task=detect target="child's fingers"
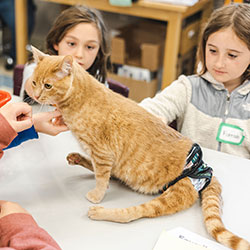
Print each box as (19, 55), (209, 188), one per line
(14, 102), (32, 118)
(53, 116), (66, 126)
(14, 118), (33, 132)
(50, 109), (62, 118)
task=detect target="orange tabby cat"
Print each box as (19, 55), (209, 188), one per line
(31, 46), (249, 250)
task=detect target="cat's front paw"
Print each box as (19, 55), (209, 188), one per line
(86, 189), (105, 204)
(67, 153), (82, 165)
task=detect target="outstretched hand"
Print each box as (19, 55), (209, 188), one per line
(33, 110), (68, 136)
(0, 102), (68, 136)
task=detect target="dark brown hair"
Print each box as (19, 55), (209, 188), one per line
(197, 3), (250, 82)
(46, 5), (111, 83)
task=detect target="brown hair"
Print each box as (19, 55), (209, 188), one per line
(46, 5), (111, 83)
(197, 3), (250, 82)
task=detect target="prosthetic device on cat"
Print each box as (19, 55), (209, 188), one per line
(31, 46), (250, 250)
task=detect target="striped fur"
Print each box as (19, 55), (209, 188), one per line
(31, 49), (250, 250)
(202, 177), (250, 250)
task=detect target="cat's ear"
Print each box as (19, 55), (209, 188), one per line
(56, 55), (73, 79)
(31, 46), (46, 63)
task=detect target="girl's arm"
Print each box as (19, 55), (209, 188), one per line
(3, 126), (38, 150)
(3, 110), (68, 151)
(0, 201), (61, 250)
(139, 75), (192, 125)
(0, 103), (68, 155)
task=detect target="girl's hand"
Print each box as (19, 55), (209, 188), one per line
(33, 110), (68, 136)
(0, 200), (29, 219)
(0, 102), (33, 132)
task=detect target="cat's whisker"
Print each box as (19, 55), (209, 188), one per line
(37, 103), (45, 113)
(37, 103), (54, 113)
(22, 96), (33, 103)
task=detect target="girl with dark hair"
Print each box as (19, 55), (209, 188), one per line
(21, 5), (111, 103)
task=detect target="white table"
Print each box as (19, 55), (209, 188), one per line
(0, 106), (249, 249)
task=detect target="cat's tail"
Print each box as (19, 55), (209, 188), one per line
(201, 176), (250, 250)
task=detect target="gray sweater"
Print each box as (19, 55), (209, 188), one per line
(140, 72), (250, 159)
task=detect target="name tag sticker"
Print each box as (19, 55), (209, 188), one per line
(216, 123), (245, 145)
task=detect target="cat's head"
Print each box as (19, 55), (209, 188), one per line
(31, 46), (74, 105)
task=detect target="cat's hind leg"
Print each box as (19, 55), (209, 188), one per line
(67, 153), (94, 172)
(88, 177), (198, 222)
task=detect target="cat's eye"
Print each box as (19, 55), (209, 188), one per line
(32, 81), (36, 86)
(44, 83), (52, 89)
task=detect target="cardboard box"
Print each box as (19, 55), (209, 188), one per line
(111, 21), (165, 71)
(108, 72), (158, 103)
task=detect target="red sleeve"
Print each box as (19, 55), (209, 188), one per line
(0, 114), (17, 159)
(0, 213), (61, 250)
